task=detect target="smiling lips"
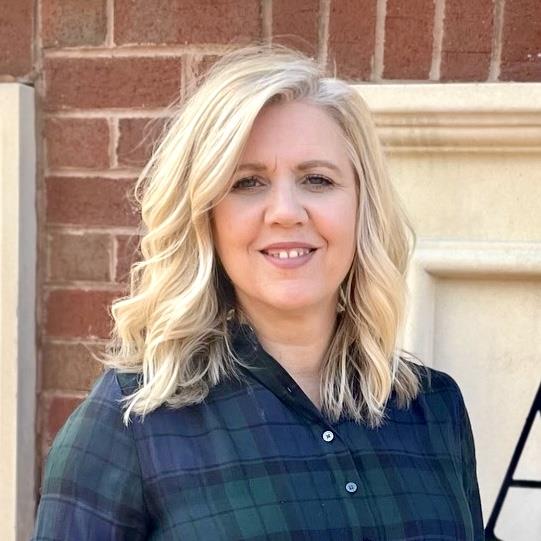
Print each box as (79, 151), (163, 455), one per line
(263, 247), (314, 259)
(259, 243), (318, 267)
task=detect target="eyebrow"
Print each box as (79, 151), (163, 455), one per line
(236, 160), (342, 174)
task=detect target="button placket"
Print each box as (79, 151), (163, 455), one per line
(316, 424), (362, 497)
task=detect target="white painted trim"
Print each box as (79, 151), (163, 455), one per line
(354, 83), (541, 152)
(0, 84), (36, 541)
(355, 82), (541, 112)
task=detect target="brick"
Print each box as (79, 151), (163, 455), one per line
(117, 117), (167, 168)
(273, 0), (319, 56)
(441, 0), (493, 81)
(383, 0), (435, 80)
(185, 54), (222, 94)
(115, 234), (142, 283)
(44, 57), (182, 110)
(193, 55), (222, 76)
(48, 231), (111, 282)
(0, 0), (33, 77)
(500, 0), (541, 81)
(328, 0), (377, 80)
(42, 0), (107, 48)
(114, 0), (260, 45)
(45, 288), (122, 339)
(46, 177), (140, 227)
(441, 51), (493, 81)
(45, 118), (110, 169)
(42, 342), (105, 391)
(42, 394), (84, 448)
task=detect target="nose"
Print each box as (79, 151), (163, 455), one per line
(264, 181), (308, 226)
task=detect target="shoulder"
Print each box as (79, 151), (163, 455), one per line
(401, 358), (467, 420)
(42, 369), (137, 472)
(46, 368), (150, 453)
(38, 369), (146, 497)
(34, 369), (148, 538)
(402, 358), (463, 394)
(115, 369), (143, 396)
(55, 369), (133, 434)
(417, 361), (461, 393)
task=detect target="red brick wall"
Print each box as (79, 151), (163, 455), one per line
(1, 0), (540, 505)
(0, 0), (34, 80)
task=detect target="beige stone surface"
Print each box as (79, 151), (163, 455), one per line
(357, 82), (541, 540)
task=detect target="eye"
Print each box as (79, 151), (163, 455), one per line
(231, 176), (263, 190)
(304, 175), (334, 189)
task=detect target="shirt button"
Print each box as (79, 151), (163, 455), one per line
(322, 430), (334, 442)
(345, 482), (358, 493)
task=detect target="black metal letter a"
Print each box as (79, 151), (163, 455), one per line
(485, 381), (541, 540)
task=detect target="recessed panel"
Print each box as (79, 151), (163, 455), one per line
(432, 277), (541, 539)
(387, 152), (541, 242)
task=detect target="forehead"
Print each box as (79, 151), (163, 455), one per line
(240, 100), (351, 167)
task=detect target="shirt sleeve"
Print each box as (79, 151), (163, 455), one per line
(32, 371), (150, 540)
(455, 383), (485, 541)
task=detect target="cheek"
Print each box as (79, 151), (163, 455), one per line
(321, 206), (357, 281)
(211, 202), (257, 268)
(321, 200), (357, 252)
(215, 196), (261, 233)
(213, 201), (242, 242)
(211, 207), (233, 270)
(337, 222), (357, 270)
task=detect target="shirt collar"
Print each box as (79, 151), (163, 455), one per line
(227, 319), (336, 426)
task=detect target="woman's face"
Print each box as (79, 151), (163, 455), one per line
(211, 100), (358, 316)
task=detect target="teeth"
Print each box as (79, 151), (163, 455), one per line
(266, 248), (311, 259)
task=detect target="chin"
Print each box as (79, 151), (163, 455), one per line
(261, 292), (324, 313)
(269, 302), (314, 313)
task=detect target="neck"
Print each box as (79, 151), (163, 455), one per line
(235, 297), (338, 381)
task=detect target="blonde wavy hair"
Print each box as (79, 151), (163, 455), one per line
(99, 44), (427, 428)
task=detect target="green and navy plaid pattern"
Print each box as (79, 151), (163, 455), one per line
(33, 322), (484, 540)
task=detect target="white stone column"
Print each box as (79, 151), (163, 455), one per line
(0, 83), (36, 541)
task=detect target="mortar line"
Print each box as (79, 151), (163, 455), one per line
(489, 0), (505, 81)
(106, 0), (114, 47)
(261, 0), (272, 43)
(46, 224), (143, 235)
(318, 0), (331, 68)
(373, 0), (387, 81)
(43, 109), (172, 119)
(430, 0), (446, 81)
(44, 44), (234, 58)
(45, 167), (141, 178)
(110, 233), (118, 283)
(109, 117), (119, 168)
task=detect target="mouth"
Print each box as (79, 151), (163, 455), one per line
(259, 247), (317, 260)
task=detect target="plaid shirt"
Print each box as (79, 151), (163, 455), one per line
(33, 322), (484, 540)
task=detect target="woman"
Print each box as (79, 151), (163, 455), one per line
(33, 45), (484, 540)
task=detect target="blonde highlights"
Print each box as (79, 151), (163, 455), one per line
(98, 44), (426, 427)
